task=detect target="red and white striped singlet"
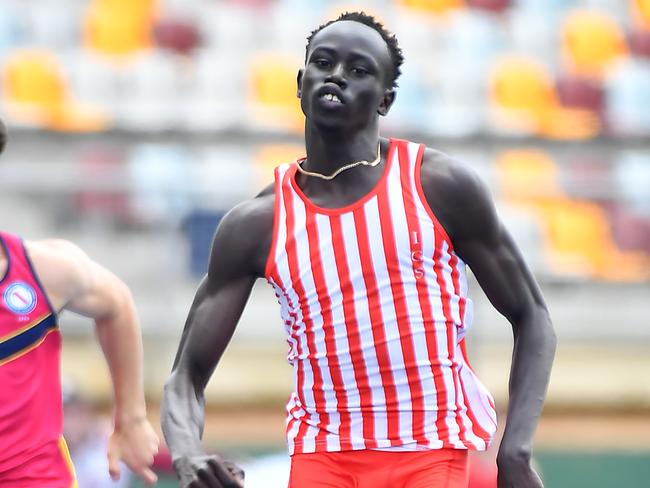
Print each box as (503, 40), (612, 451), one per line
(264, 138), (497, 456)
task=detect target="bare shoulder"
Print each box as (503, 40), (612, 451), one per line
(26, 238), (91, 275)
(420, 148), (489, 201)
(25, 238), (93, 310)
(210, 183), (275, 278)
(419, 147), (497, 243)
(217, 184), (275, 244)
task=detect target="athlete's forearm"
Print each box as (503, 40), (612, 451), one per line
(161, 370), (208, 461)
(498, 305), (556, 463)
(95, 283), (148, 427)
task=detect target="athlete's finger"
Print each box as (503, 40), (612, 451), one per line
(197, 464), (223, 487)
(224, 461), (245, 483)
(137, 466), (158, 486)
(208, 458), (244, 488)
(107, 448), (120, 481)
(187, 478), (210, 488)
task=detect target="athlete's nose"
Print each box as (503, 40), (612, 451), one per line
(325, 63), (347, 88)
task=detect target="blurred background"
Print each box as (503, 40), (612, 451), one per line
(0, 0), (649, 486)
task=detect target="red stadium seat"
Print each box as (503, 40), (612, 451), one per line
(609, 205), (650, 253)
(556, 74), (604, 114)
(466, 0), (510, 14)
(628, 28), (650, 59)
(153, 17), (201, 55)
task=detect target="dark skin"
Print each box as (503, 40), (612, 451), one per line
(161, 20), (556, 488)
(0, 118), (7, 155)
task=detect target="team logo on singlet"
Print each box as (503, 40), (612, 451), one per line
(3, 282), (38, 315)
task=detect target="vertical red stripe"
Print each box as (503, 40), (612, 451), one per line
(281, 171), (324, 452)
(446, 251), (477, 447)
(431, 231), (471, 448)
(304, 211), (352, 451)
(448, 256), (492, 442)
(329, 215), (375, 448)
(352, 207), (401, 443)
(460, 341), (496, 412)
(376, 143), (427, 445)
(286, 398), (301, 445)
(397, 141), (454, 446)
(264, 166), (284, 280)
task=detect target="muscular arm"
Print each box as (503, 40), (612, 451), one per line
(28, 239), (159, 485)
(161, 192), (274, 488)
(421, 151), (556, 487)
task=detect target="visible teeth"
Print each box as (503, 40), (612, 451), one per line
(322, 93), (341, 103)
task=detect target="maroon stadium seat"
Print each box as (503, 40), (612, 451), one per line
(556, 74), (605, 114)
(628, 28), (650, 59)
(153, 17), (201, 55)
(466, 0), (511, 14)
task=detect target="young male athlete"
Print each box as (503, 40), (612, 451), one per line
(0, 120), (159, 486)
(161, 12), (556, 488)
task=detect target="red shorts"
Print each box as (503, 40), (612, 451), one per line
(0, 437), (77, 488)
(289, 448), (468, 488)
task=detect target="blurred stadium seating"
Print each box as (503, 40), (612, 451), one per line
(0, 0), (646, 137)
(0, 1), (648, 485)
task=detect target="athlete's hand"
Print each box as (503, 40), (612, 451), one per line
(496, 455), (544, 488)
(107, 417), (160, 486)
(173, 454), (245, 488)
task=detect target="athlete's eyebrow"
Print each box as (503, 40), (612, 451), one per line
(308, 46), (336, 58)
(347, 51), (380, 68)
(309, 46), (379, 69)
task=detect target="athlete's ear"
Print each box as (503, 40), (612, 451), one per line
(377, 89), (396, 116)
(297, 69), (304, 98)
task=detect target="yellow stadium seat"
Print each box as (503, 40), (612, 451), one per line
(3, 51), (64, 104)
(249, 53), (304, 133)
(495, 149), (562, 202)
(490, 56), (601, 139)
(397, 0), (464, 15)
(490, 56), (557, 134)
(2, 49), (108, 131)
(539, 200), (650, 281)
(632, 0), (650, 28)
(84, 0), (157, 57)
(562, 10), (627, 77)
(254, 144), (304, 187)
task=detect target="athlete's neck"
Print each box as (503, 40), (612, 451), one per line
(303, 125), (380, 176)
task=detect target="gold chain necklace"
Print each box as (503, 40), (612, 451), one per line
(296, 143), (381, 181)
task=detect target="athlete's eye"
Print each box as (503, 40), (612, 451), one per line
(351, 67), (369, 76)
(313, 58), (331, 68)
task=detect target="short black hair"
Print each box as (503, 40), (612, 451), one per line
(305, 11), (404, 88)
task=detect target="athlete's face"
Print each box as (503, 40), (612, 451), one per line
(0, 118), (6, 156)
(298, 21), (396, 132)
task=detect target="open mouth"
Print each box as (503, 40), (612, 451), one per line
(317, 85), (345, 106)
(320, 92), (342, 103)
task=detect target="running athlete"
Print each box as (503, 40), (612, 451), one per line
(0, 120), (159, 486)
(161, 12), (556, 488)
